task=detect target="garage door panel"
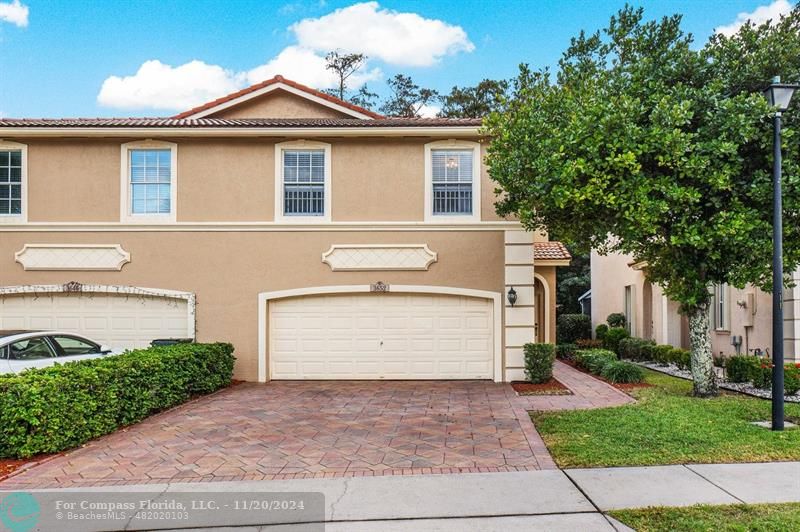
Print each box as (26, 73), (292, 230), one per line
(0, 292), (190, 350)
(270, 292), (493, 380)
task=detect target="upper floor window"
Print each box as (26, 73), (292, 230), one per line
(0, 141), (26, 223)
(120, 141), (177, 223)
(130, 149), (172, 215)
(424, 140), (481, 222)
(431, 149), (473, 215)
(283, 150), (325, 216)
(275, 140), (331, 222)
(0, 150), (22, 216)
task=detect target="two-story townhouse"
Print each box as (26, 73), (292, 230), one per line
(0, 76), (570, 382)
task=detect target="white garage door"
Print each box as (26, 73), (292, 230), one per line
(0, 292), (190, 350)
(270, 292), (494, 380)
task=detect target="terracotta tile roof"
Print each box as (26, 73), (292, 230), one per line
(172, 75), (385, 119)
(0, 117), (482, 128)
(534, 241), (571, 261)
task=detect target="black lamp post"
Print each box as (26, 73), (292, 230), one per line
(763, 76), (800, 431)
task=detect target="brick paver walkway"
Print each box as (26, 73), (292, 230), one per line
(0, 361), (630, 489)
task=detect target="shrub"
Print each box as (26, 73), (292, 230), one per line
(0, 343), (235, 458)
(751, 364), (800, 394)
(595, 324), (609, 341)
(577, 338), (604, 349)
(751, 363), (773, 389)
(607, 313), (627, 328)
(557, 314), (592, 344)
(523, 343), (556, 384)
(713, 354), (727, 368)
(618, 337), (655, 361)
(652, 344), (674, 365)
(669, 348), (691, 371)
(601, 360), (645, 383)
(785, 365), (800, 396)
(726, 355), (762, 383)
(555, 343), (578, 362)
(603, 327), (629, 354)
(575, 349), (618, 374)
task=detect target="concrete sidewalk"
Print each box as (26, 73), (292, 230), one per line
(3, 461), (798, 531)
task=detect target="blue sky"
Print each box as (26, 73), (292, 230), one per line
(0, 0), (793, 117)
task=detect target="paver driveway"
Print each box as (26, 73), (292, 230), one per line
(1, 380), (558, 488)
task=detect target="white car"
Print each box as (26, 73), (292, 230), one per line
(0, 330), (123, 375)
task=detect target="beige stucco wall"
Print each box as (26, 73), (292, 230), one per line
(209, 90), (353, 119)
(0, 230), (505, 381)
(12, 137), (504, 224)
(591, 250), (645, 336)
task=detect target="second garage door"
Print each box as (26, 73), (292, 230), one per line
(0, 291), (191, 350)
(270, 292), (494, 380)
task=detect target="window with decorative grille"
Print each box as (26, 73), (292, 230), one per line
(283, 149), (325, 216)
(431, 149), (473, 215)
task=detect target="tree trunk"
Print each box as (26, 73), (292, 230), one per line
(687, 304), (718, 397)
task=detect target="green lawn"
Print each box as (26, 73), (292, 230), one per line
(531, 369), (800, 467)
(609, 503), (800, 532)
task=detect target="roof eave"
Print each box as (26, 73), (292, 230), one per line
(0, 126), (483, 137)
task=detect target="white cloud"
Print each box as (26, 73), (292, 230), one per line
(245, 45), (381, 88)
(97, 60), (245, 110)
(97, 2), (469, 110)
(417, 103), (441, 118)
(0, 0), (29, 27)
(715, 0), (792, 37)
(97, 51), (381, 110)
(290, 1), (474, 67)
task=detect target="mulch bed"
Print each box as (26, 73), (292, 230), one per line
(511, 378), (573, 396)
(0, 454), (58, 482)
(559, 358), (652, 393)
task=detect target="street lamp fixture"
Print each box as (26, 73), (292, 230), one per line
(763, 76), (799, 431)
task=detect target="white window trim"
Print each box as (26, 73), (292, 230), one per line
(274, 140), (332, 223)
(424, 139), (481, 223)
(120, 140), (177, 224)
(0, 140), (27, 224)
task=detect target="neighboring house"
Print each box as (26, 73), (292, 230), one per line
(577, 289), (591, 316)
(591, 250), (799, 361)
(0, 76), (571, 382)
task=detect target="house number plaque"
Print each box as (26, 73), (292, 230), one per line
(370, 281), (390, 292)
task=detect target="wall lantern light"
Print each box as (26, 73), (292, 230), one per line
(507, 286), (518, 307)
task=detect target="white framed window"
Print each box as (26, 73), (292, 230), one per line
(624, 284), (636, 335)
(274, 140), (331, 223)
(713, 283), (730, 331)
(120, 140), (177, 223)
(424, 140), (481, 222)
(0, 140), (27, 223)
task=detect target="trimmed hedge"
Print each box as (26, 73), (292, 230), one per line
(595, 324), (609, 341)
(0, 342), (235, 458)
(727, 355), (762, 383)
(557, 314), (592, 344)
(524, 343), (556, 384)
(601, 360), (645, 383)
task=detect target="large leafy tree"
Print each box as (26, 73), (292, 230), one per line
(485, 6), (800, 396)
(439, 79), (510, 118)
